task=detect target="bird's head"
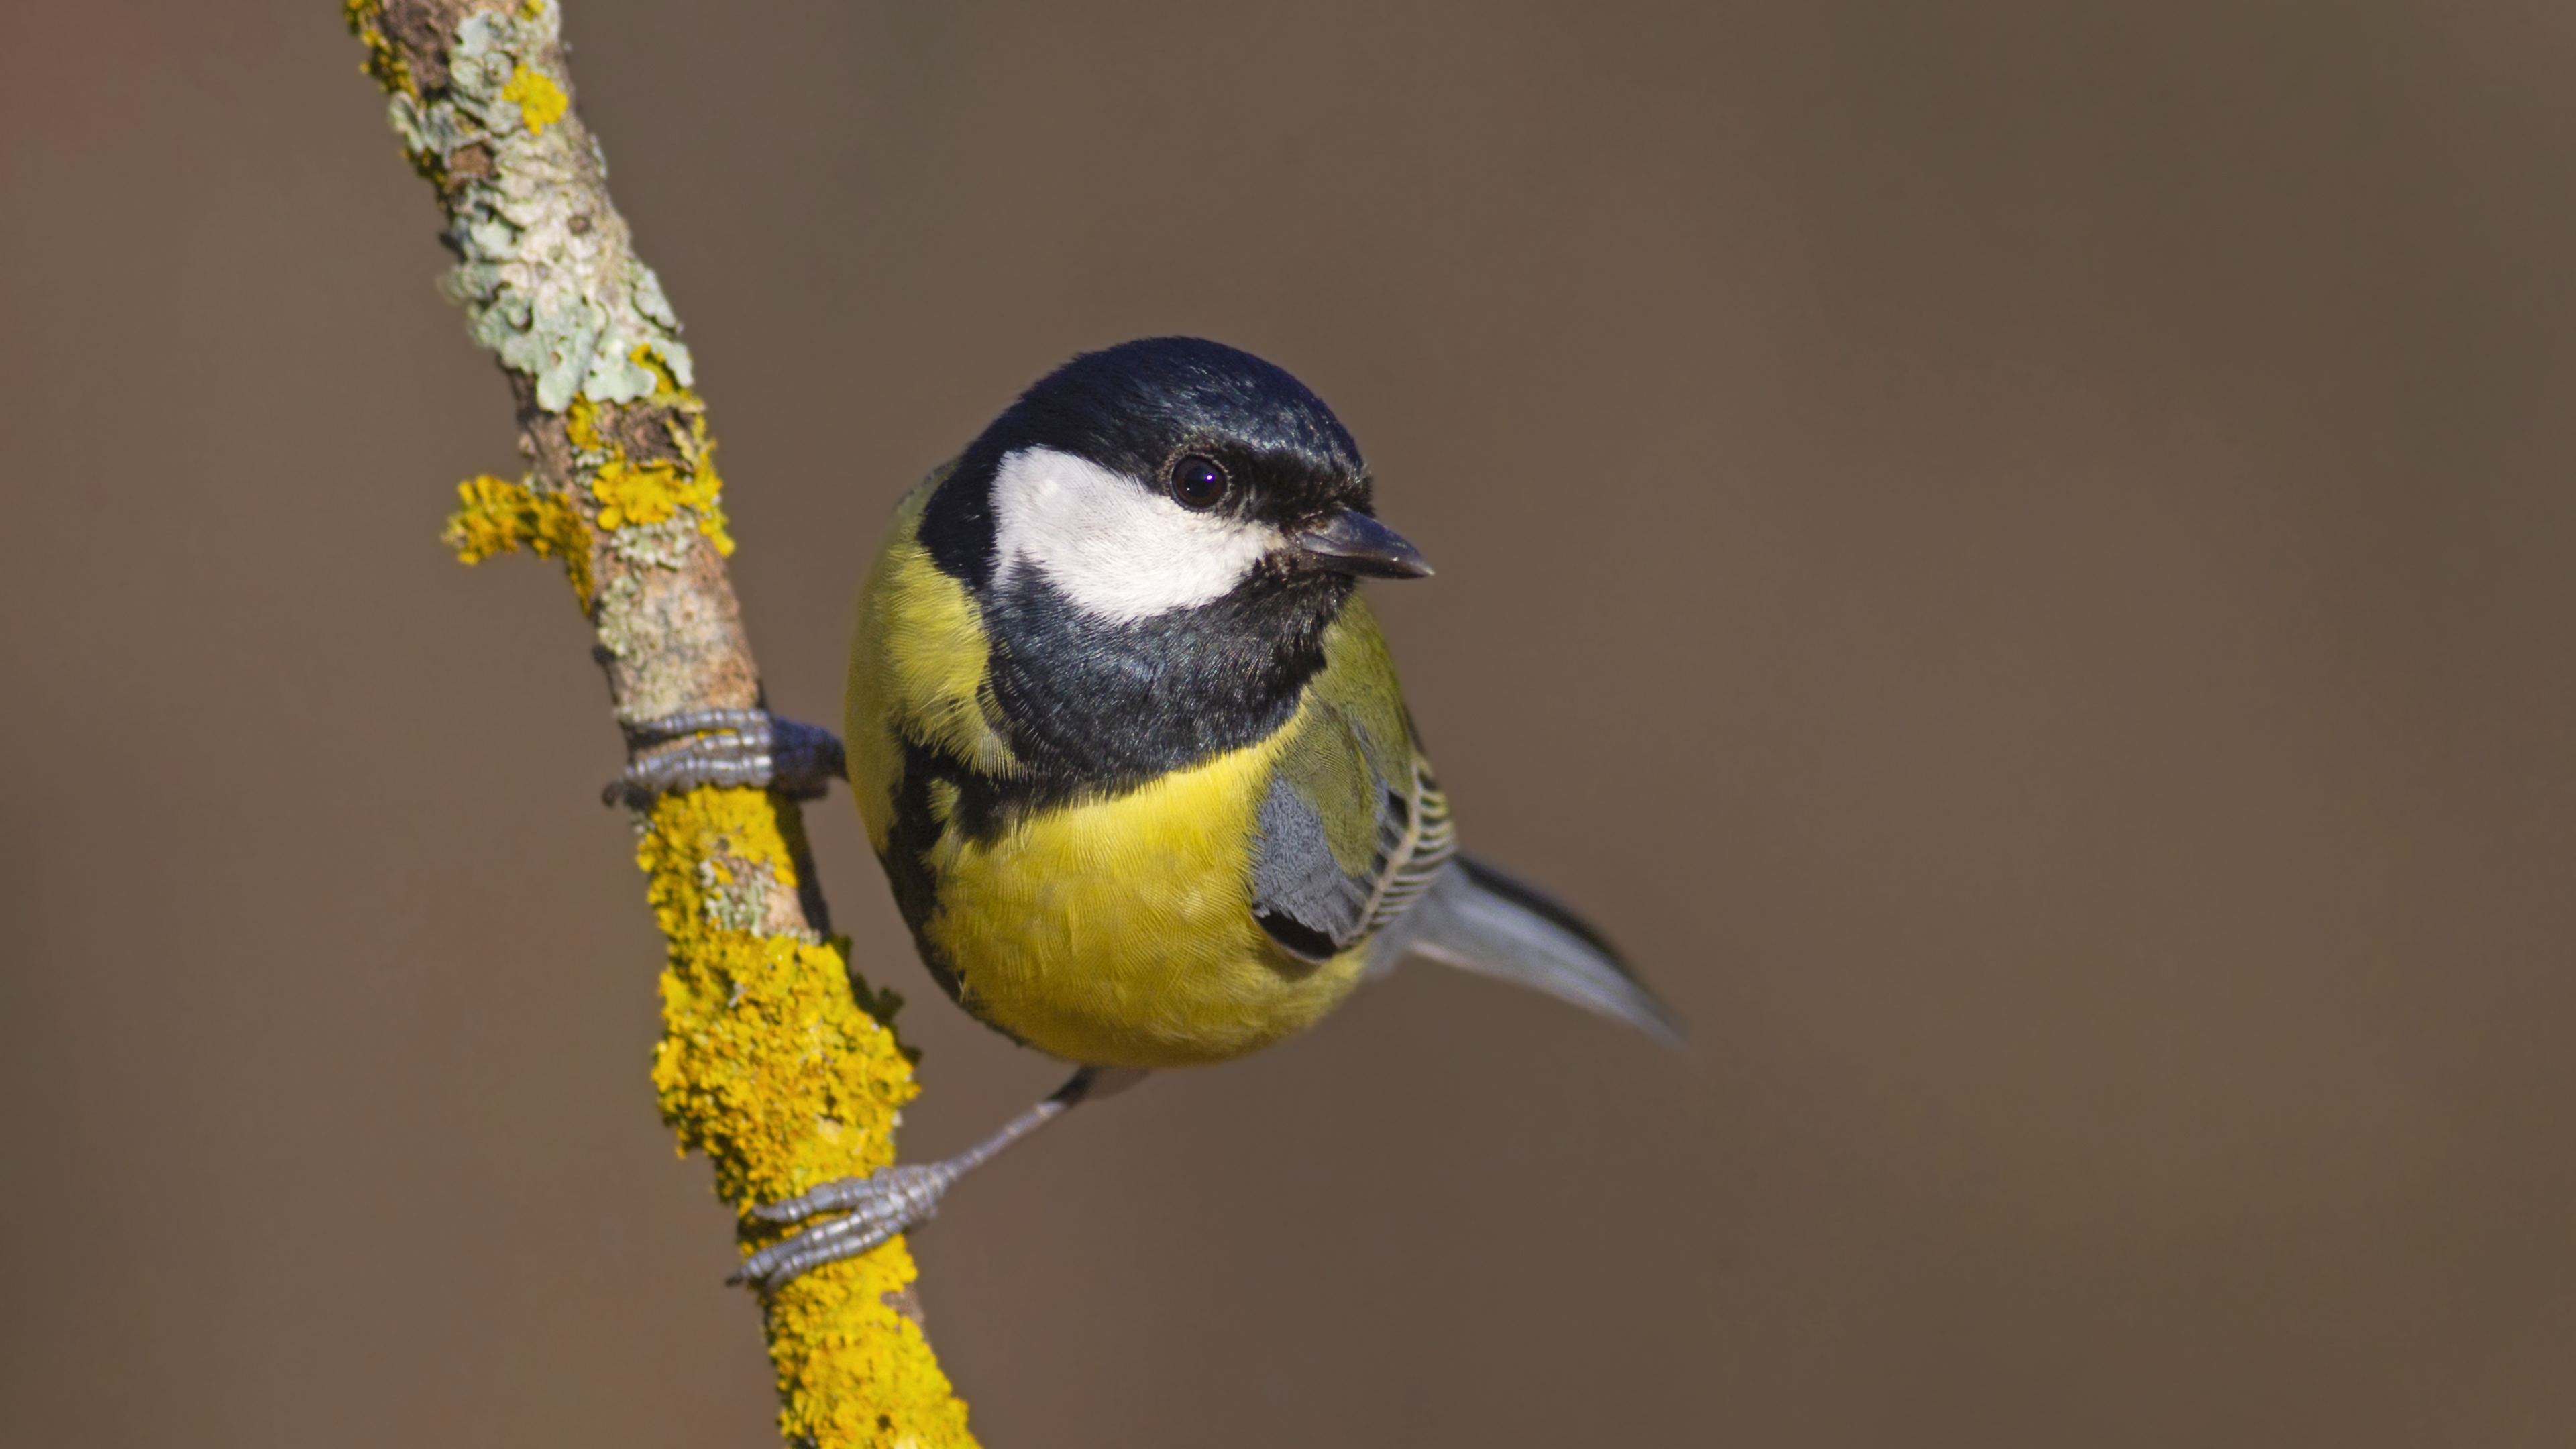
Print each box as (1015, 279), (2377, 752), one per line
(918, 336), (1430, 625)
(911, 337), (1428, 783)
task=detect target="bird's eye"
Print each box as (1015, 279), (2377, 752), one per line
(1168, 454), (1230, 511)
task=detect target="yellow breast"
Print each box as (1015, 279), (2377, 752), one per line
(918, 710), (1370, 1068)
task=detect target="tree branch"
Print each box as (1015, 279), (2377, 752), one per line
(344, 3), (976, 1444)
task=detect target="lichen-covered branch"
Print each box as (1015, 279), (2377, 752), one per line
(345, 3), (975, 1444)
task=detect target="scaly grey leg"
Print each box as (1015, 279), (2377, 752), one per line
(729, 1066), (1136, 1293)
(604, 707), (846, 807)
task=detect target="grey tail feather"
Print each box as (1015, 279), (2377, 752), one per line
(1379, 855), (1684, 1047)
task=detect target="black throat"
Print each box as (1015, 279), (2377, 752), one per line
(979, 561), (1351, 792)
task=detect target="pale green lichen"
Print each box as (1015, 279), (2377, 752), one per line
(698, 854), (779, 935)
(590, 571), (649, 659)
(381, 0), (694, 410)
(605, 515), (700, 570)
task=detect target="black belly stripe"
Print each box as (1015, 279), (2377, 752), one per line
(881, 733), (1176, 1041)
(880, 743), (975, 1021)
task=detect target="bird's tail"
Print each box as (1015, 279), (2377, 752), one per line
(1374, 855), (1683, 1046)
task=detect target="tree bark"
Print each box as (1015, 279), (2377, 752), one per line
(345, 3), (976, 1444)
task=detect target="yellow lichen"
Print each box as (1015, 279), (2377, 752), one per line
(501, 64), (571, 132)
(443, 473), (597, 607)
(568, 364), (738, 555)
(640, 791), (916, 1202)
(639, 789), (973, 1448)
(343, 0), (412, 98)
(592, 457), (717, 531)
(565, 396), (610, 454)
(767, 1258), (976, 1449)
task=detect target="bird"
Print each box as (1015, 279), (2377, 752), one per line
(615, 336), (1678, 1291)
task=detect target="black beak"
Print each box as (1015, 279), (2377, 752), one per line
(1293, 509), (1433, 578)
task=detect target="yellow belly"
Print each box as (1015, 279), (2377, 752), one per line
(916, 718), (1370, 1069)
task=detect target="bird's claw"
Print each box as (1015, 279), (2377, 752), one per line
(729, 1163), (960, 1292)
(604, 707), (846, 808)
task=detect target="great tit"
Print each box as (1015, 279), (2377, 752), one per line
(620, 337), (1677, 1290)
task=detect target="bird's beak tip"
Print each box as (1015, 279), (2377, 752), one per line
(1295, 509), (1432, 580)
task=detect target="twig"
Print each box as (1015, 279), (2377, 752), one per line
(344, 3), (975, 1444)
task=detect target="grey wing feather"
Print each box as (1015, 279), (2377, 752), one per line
(1370, 853), (1683, 1046)
(1252, 754), (1456, 962)
(1250, 774), (1377, 959)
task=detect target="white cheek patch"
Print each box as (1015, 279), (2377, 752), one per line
(988, 446), (1283, 623)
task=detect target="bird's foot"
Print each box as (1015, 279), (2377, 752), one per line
(604, 707), (846, 808)
(725, 1077), (1104, 1292)
(729, 1163), (961, 1293)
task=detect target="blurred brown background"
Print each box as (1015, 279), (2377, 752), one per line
(5, 2), (2574, 1444)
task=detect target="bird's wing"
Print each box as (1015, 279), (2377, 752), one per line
(1249, 600), (1454, 961)
(1248, 702), (1454, 962)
